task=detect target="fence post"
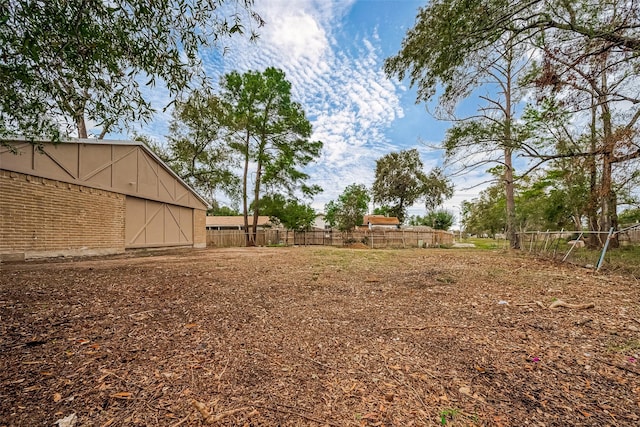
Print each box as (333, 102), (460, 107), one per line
(552, 228), (563, 257)
(561, 231), (583, 262)
(543, 229), (550, 252)
(596, 227), (615, 271)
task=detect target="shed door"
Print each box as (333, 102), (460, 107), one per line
(125, 197), (193, 248)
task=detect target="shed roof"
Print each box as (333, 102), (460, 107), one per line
(0, 136), (209, 209)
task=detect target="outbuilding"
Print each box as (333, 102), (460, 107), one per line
(1, 137), (208, 261)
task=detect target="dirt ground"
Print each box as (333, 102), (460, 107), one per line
(1, 246), (640, 426)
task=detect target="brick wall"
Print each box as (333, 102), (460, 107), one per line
(193, 209), (206, 248)
(1, 170), (126, 260)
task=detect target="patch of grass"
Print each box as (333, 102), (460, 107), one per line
(604, 245), (640, 277)
(458, 237), (508, 250)
(608, 339), (640, 353)
(538, 241), (640, 278)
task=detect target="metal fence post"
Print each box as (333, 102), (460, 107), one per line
(562, 231), (583, 262)
(543, 229), (550, 252)
(596, 227), (615, 271)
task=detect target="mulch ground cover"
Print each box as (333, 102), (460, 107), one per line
(1, 246), (639, 426)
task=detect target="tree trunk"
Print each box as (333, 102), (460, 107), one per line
(503, 47), (519, 249)
(504, 147), (518, 249)
(598, 76), (619, 248)
(241, 131), (253, 247)
(251, 157), (263, 246)
(587, 95), (600, 248)
(76, 114), (88, 139)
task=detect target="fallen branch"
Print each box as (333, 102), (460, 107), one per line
(192, 400), (250, 424)
(548, 300), (595, 310)
(252, 403), (341, 427)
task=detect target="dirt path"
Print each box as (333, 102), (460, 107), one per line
(1, 247), (639, 426)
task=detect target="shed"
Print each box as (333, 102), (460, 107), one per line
(1, 137), (208, 260)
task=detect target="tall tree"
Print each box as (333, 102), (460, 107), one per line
(386, 5), (527, 248)
(521, 14), (640, 245)
(325, 184), (370, 232)
(1, 0), (263, 142)
(422, 167), (455, 213)
(164, 90), (240, 206)
(372, 149), (451, 223)
(385, 0), (640, 248)
(220, 68), (322, 246)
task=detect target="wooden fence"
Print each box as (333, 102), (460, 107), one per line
(206, 229), (453, 248)
(619, 225), (640, 245)
(206, 230), (283, 247)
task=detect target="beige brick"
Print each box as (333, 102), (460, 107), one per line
(1, 170), (126, 257)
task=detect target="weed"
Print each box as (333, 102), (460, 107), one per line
(439, 408), (460, 425)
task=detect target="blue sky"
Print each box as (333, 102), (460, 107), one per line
(126, 0), (488, 223)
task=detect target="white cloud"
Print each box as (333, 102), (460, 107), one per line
(200, 0), (406, 208)
(131, 0), (414, 211)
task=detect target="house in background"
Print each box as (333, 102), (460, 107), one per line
(311, 213), (330, 231)
(362, 215), (401, 230)
(205, 216), (272, 231)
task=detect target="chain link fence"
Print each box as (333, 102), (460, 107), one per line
(516, 224), (640, 278)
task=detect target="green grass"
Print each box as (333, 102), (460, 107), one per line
(456, 237), (508, 250)
(522, 238), (640, 278)
(607, 339), (640, 353)
(601, 245), (640, 277)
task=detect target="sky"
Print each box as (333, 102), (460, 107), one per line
(128, 0), (489, 224)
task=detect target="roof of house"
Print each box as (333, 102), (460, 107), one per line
(363, 215), (401, 226)
(206, 216), (271, 227)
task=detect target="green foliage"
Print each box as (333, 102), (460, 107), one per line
(160, 68), (322, 245)
(384, 0), (506, 108)
(410, 210), (455, 230)
(218, 67), (322, 244)
(0, 0), (263, 140)
(461, 184), (507, 237)
(619, 208), (640, 226)
(258, 194), (317, 231)
(439, 407), (460, 426)
(516, 166), (590, 230)
(373, 206), (393, 216)
(325, 184), (370, 232)
(164, 90), (240, 205)
(372, 149), (453, 223)
(386, 0), (640, 245)
(423, 167), (455, 212)
(208, 205), (240, 216)
(462, 162), (596, 236)
(385, 0), (640, 107)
